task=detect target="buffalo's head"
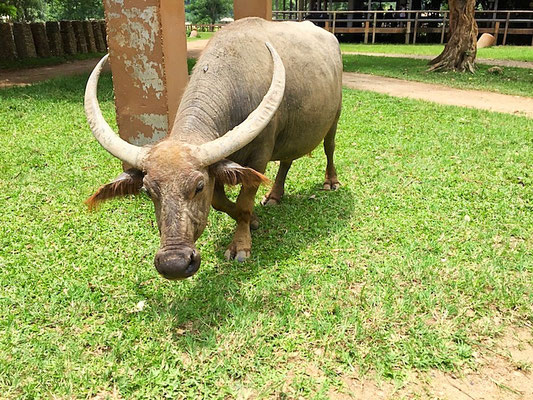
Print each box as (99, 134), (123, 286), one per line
(83, 44), (284, 280)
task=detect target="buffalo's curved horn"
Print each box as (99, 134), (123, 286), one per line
(85, 54), (147, 169)
(196, 42), (286, 166)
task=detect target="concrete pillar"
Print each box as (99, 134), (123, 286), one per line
(72, 20), (88, 54)
(46, 21), (64, 57)
(103, 0), (188, 147)
(91, 20), (106, 53)
(99, 20), (107, 48)
(0, 23), (18, 61)
(30, 22), (51, 58)
(60, 21), (77, 55)
(234, 0), (273, 20)
(13, 23), (37, 59)
(83, 21), (98, 53)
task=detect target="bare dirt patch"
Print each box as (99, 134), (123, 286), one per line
(329, 327), (533, 400)
(343, 72), (533, 118)
(0, 58), (108, 88)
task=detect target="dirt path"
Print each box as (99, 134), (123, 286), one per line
(0, 39), (210, 89)
(343, 72), (533, 118)
(2, 39), (532, 118)
(329, 327), (533, 400)
(343, 51), (533, 69)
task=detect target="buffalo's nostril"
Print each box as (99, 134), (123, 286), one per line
(154, 246), (201, 280)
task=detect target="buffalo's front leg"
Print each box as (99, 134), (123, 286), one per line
(212, 182), (259, 230)
(224, 184), (259, 262)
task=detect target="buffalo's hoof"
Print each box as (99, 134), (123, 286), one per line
(261, 195), (280, 206)
(224, 246), (250, 262)
(250, 218), (260, 230)
(323, 180), (340, 191)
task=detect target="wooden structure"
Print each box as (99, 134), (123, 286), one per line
(273, 9), (533, 45)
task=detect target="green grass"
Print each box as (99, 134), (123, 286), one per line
(340, 43), (533, 62)
(0, 52), (106, 71)
(187, 31), (215, 42)
(1, 74), (532, 398)
(343, 54), (533, 97)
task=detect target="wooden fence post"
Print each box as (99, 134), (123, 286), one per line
(372, 12), (377, 44)
(413, 11), (419, 44)
(440, 13), (447, 44)
(502, 11), (510, 45)
(494, 21), (500, 45)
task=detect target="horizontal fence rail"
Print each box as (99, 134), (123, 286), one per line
(273, 10), (533, 45)
(185, 23), (224, 32)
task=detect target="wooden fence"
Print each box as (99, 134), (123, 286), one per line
(0, 20), (107, 62)
(273, 10), (533, 45)
(185, 24), (224, 33)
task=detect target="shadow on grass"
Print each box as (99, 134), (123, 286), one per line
(144, 185), (355, 344)
(0, 72), (110, 102)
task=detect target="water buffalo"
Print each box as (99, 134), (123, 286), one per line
(85, 17), (342, 280)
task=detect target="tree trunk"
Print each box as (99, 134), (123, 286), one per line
(429, 0), (478, 73)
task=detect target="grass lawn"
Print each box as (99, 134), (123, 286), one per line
(340, 43), (533, 62)
(343, 54), (533, 97)
(187, 31), (215, 41)
(1, 75), (532, 398)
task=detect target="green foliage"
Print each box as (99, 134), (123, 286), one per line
(0, 0), (103, 21)
(0, 3), (17, 18)
(46, 0), (103, 21)
(0, 74), (531, 397)
(187, 0), (232, 24)
(2, 0), (46, 21)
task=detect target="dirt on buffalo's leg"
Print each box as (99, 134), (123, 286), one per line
(323, 121), (340, 190)
(212, 182), (259, 230)
(261, 160), (293, 206)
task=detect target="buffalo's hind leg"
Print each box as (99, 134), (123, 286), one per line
(261, 160), (293, 206)
(323, 121), (340, 191)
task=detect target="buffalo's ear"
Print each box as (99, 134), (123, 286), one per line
(86, 168), (145, 210)
(210, 159), (270, 188)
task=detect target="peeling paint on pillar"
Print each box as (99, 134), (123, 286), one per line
(103, 0), (188, 150)
(130, 114), (168, 145)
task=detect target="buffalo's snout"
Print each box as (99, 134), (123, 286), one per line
(154, 246), (201, 280)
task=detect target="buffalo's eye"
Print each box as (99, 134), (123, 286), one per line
(195, 181), (204, 195)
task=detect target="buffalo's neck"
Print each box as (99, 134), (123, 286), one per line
(169, 52), (262, 146)
(170, 71), (238, 146)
